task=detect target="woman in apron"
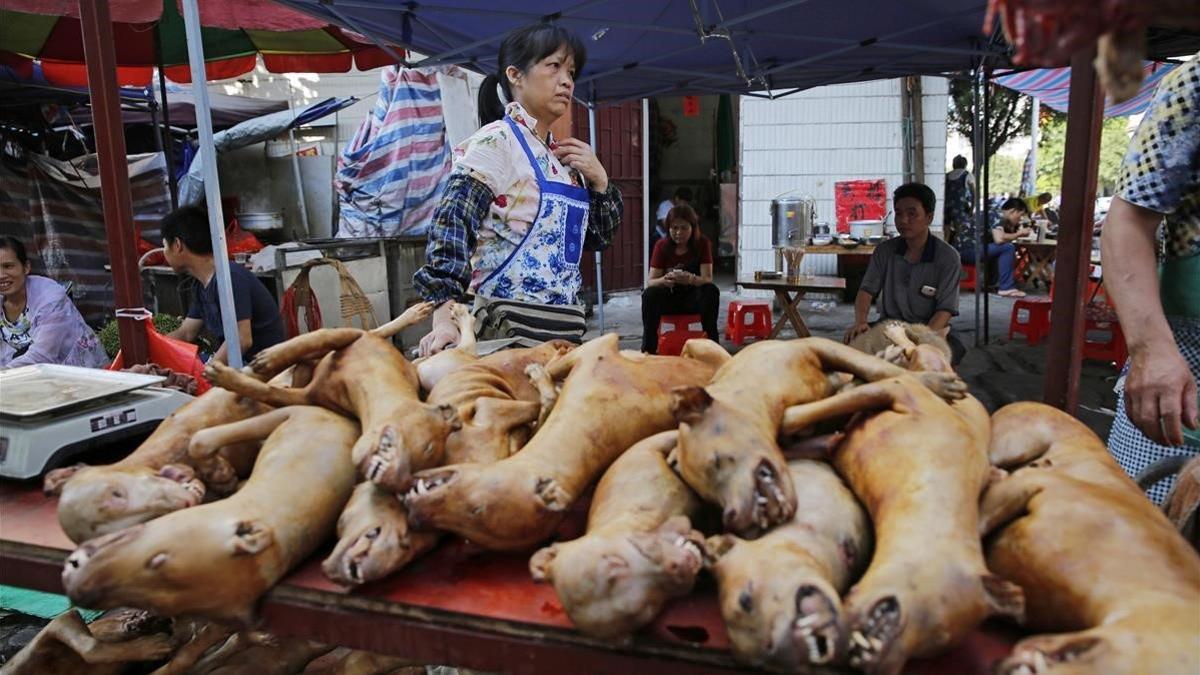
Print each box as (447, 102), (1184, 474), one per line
(1102, 56), (1200, 504)
(413, 24), (623, 355)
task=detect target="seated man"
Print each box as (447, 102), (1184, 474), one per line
(161, 206), (285, 363)
(844, 183), (965, 363)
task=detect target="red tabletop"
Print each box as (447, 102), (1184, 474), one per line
(0, 480), (1019, 673)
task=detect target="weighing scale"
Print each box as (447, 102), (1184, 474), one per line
(0, 364), (195, 480)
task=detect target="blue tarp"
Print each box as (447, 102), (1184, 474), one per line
(275, 0), (1006, 102)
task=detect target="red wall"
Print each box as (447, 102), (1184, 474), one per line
(570, 101), (645, 295)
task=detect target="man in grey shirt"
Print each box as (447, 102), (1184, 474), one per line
(844, 183), (964, 362)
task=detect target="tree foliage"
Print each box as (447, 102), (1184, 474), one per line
(949, 78), (1031, 164)
(1036, 113), (1131, 196)
(986, 154), (1025, 197)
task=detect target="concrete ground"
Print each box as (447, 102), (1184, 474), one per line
(585, 272), (1120, 441)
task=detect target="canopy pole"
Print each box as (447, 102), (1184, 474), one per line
(179, 0), (243, 368)
(588, 100), (605, 333)
(155, 34), (178, 209)
(982, 67), (992, 343)
(1028, 97), (1039, 196)
(642, 98), (650, 289)
(972, 67), (984, 347)
(1044, 47), (1103, 412)
(79, 0), (148, 365)
(288, 91), (312, 239)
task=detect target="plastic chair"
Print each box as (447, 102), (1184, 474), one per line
(724, 300), (772, 346)
(1082, 311), (1128, 368)
(657, 314), (707, 356)
(1008, 297), (1053, 346)
(960, 264), (977, 291)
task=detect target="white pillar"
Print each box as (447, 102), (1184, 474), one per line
(179, 0), (242, 368)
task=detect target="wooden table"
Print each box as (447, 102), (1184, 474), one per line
(1015, 241), (1056, 289)
(802, 245), (875, 301)
(735, 275), (847, 338)
(0, 481), (1019, 674)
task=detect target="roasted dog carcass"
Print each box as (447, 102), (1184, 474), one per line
(205, 302), (460, 492)
(322, 481), (441, 586)
(529, 430), (705, 641)
(61, 406), (358, 624)
(44, 368), (303, 543)
(981, 402), (1200, 675)
(427, 339), (574, 464)
(671, 337), (964, 537)
(323, 337), (568, 585)
(777, 336), (1019, 674)
(403, 334), (729, 551)
(0, 609), (173, 675)
(707, 459), (871, 671)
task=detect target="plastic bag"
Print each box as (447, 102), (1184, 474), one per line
(109, 319), (210, 395)
(224, 217), (264, 256)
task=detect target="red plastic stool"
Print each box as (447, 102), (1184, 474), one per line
(724, 300), (772, 346)
(1082, 316), (1128, 368)
(1008, 297), (1053, 346)
(657, 314), (707, 356)
(960, 264), (977, 291)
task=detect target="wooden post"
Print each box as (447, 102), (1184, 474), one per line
(79, 0), (148, 364)
(1044, 47), (1104, 412)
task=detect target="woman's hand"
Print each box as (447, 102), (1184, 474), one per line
(1125, 343), (1199, 446)
(418, 303), (461, 357)
(553, 138), (608, 192)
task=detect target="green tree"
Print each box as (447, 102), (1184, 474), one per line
(1036, 113), (1132, 196)
(987, 154), (1025, 196)
(949, 78), (1031, 165)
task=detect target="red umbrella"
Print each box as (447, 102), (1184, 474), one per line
(0, 0), (404, 86)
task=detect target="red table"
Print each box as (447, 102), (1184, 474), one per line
(0, 481), (1018, 673)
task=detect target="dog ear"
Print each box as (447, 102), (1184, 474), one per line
(434, 404), (462, 432)
(44, 463), (88, 495)
(671, 386), (713, 425)
(228, 520), (274, 556)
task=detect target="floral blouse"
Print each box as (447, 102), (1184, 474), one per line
(413, 101), (622, 304)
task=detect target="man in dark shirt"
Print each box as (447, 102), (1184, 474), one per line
(161, 206), (284, 363)
(844, 183), (965, 362)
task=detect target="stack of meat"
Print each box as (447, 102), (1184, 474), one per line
(28, 308), (1200, 674)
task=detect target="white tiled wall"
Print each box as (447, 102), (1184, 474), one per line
(738, 77), (949, 277)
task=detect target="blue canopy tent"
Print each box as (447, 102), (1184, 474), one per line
(273, 0), (1007, 102)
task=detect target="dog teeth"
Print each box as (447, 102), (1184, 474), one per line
(1033, 651), (1048, 672)
(851, 631), (871, 650)
(755, 494), (768, 505)
(794, 613), (819, 629)
(416, 479), (429, 494)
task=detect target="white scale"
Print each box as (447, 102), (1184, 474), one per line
(0, 364), (194, 480)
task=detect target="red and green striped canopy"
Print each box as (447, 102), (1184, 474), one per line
(0, 0), (403, 86)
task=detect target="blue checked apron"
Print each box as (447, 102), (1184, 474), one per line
(473, 116), (590, 343)
(1108, 254), (1200, 504)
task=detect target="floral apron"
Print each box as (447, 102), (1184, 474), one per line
(474, 116), (590, 305)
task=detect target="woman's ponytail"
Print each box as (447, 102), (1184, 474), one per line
(477, 73), (508, 126)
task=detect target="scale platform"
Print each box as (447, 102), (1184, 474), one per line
(0, 364), (194, 480)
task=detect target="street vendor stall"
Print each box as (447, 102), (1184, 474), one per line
(0, 480), (1019, 674)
